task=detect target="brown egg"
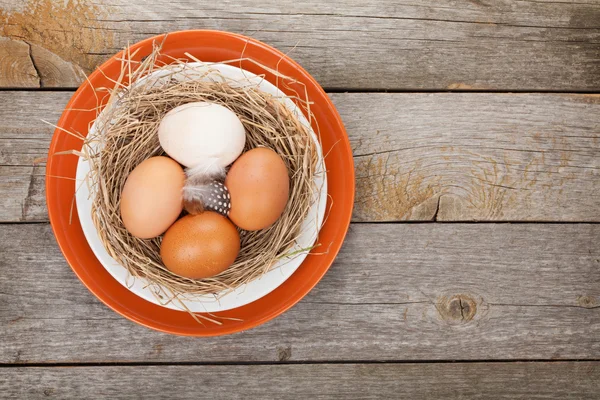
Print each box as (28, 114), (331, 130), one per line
(160, 212), (240, 279)
(225, 147), (290, 231)
(120, 156), (185, 239)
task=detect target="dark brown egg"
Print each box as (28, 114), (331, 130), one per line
(160, 212), (240, 279)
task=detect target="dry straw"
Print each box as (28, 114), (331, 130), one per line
(80, 41), (321, 309)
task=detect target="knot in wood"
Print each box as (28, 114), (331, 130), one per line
(577, 295), (598, 309)
(277, 346), (292, 361)
(438, 294), (477, 324)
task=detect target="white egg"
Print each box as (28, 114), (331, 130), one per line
(158, 102), (246, 172)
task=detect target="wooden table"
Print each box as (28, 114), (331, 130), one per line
(1, 0), (599, 398)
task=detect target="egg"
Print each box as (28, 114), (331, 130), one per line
(225, 148), (290, 231)
(120, 156), (185, 239)
(158, 102), (246, 173)
(160, 212), (240, 279)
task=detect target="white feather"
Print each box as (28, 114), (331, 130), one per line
(185, 158), (226, 180)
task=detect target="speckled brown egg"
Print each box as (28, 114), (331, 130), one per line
(160, 212), (240, 279)
(120, 156), (185, 239)
(225, 147), (290, 231)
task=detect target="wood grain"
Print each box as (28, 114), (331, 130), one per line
(0, 0), (599, 90)
(0, 0), (597, 388)
(1, 91), (598, 222)
(1, 223), (598, 363)
(0, 39), (87, 87)
(2, 362), (599, 399)
(0, 37), (38, 87)
(28, 43), (88, 87)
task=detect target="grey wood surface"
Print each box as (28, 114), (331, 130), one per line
(1, 1), (599, 396)
(0, 0), (599, 90)
(2, 223), (598, 364)
(1, 91), (598, 223)
(2, 362), (600, 400)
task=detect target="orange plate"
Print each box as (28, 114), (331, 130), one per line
(46, 30), (355, 336)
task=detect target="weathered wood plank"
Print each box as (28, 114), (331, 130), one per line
(2, 363), (599, 399)
(1, 223), (598, 363)
(1, 91), (598, 222)
(1, 0), (599, 90)
(347, 93), (600, 221)
(0, 165), (45, 222)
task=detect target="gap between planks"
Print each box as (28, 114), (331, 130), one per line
(2, 359), (600, 368)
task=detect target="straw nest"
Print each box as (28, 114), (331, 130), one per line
(81, 44), (321, 307)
